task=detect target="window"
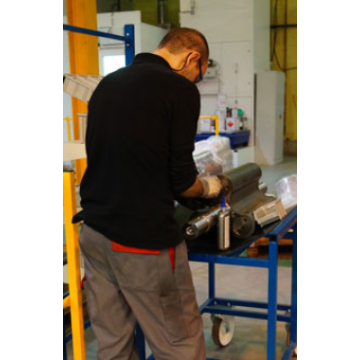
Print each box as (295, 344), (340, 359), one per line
(99, 48), (126, 76)
(103, 55), (126, 75)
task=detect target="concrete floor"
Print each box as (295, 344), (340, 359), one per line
(66, 156), (297, 360)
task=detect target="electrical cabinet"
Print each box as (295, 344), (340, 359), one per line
(255, 71), (285, 166)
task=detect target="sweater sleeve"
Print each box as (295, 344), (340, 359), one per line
(168, 82), (200, 195)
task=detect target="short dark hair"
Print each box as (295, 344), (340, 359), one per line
(158, 27), (209, 60)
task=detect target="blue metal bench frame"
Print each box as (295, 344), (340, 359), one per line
(137, 208), (297, 360)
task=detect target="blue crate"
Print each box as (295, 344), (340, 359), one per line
(195, 130), (250, 150)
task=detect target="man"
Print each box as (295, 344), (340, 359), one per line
(74, 28), (223, 360)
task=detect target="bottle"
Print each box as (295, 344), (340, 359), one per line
(237, 109), (244, 130)
(218, 196), (231, 250)
(225, 117), (236, 133)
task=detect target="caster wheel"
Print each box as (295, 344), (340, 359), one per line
(211, 316), (235, 347)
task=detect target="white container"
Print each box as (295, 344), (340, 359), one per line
(226, 117), (236, 133)
(276, 175), (297, 210)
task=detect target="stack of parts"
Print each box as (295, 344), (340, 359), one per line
(63, 74), (103, 103)
(253, 198), (287, 227)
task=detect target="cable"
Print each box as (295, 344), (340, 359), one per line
(274, 49), (297, 72)
(271, 0), (297, 72)
(271, 0), (279, 62)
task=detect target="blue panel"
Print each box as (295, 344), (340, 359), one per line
(124, 24), (135, 66)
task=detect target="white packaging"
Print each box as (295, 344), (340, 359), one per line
(63, 74), (103, 103)
(276, 175), (297, 210)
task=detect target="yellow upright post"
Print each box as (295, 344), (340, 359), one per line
(66, 0), (99, 184)
(63, 171), (85, 360)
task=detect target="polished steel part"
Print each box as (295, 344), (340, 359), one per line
(184, 205), (221, 240)
(179, 163), (276, 243)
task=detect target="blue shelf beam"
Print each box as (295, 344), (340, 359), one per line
(63, 24), (135, 67)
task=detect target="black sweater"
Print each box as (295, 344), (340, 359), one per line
(73, 53), (200, 250)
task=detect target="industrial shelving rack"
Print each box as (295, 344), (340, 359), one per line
(63, 23), (135, 360)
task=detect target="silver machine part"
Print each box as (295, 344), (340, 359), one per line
(218, 210), (230, 250)
(177, 163), (276, 247)
(184, 206), (220, 240)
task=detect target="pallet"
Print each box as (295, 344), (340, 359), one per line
(247, 236), (294, 259)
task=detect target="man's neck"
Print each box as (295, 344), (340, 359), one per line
(153, 49), (187, 70)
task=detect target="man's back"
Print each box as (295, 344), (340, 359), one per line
(77, 53), (200, 249)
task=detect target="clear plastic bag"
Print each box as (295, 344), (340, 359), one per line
(276, 174), (297, 210)
(193, 136), (234, 177)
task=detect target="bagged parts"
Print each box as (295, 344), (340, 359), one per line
(193, 136), (234, 177)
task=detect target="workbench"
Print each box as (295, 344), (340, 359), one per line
(137, 207), (297, 360)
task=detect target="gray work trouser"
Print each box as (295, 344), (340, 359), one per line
(79, 224), (206, 360)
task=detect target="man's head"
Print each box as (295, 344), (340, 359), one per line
(154, 28), (209, 84)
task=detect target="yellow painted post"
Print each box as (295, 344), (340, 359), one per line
(63, 171), (85, 360)
(66, 0), (99, 184)
(63, 117), (72, 142)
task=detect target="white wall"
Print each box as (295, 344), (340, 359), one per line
(180, 0), (270, 152)
(141, 23), (167, 53)
(254, 0), (271, 73)
(97, 11), (142, 54)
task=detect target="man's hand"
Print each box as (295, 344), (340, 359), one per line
(199, 176), (223, 198)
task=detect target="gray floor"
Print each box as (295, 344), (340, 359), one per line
(66, 156), (297, 360)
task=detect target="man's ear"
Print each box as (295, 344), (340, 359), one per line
(190, 52), (201, 62)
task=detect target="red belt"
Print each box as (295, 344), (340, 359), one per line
(111, 242), (175, 271)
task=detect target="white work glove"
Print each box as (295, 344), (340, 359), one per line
(199, 176), (223, 198)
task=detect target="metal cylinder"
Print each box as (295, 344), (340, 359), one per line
(184, 206), (220, 240)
